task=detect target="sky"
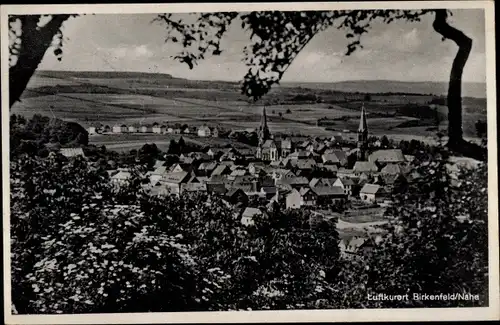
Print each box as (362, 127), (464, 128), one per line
(36, 9), (487, 83)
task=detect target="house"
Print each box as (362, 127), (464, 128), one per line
(311, 186), (347, 206)
(198, 125), (212, 137)
(280, 138), (292, 157)
(322, 164), (339, 174)
(248, 162), (266, 175)
(331, 135), (343, 144)
(380, 163), (403, 175)
(236, 148), (255, 159)
(341, 235), (382, 257)
(271, 169), (295, 181)
(206, 148), (218, 159)
(60, 147), (86, 159)
(353, 161), (378, 175)
(170, 163), (193, 174)
(231, 175), (258, 193)
(206, 182), (228, 195)
(189, 152), (211, 162)
(359, 184), (388, 203)
(241, 207), (266, 226)
(295, 159), (317, 171)
(340, 236), (369, 257)
(128, 125), (138, 133)
(219, 160), (236, 167)
(102, 125), (111, 133)
(286, 189), (302, 209)
(87, 126), (97, 135)
(230, 169), (247, 178)
(152, 124), (166, 134)
(151, 165), (168, 176)
(110, 170), (131, 186)
(404, 155), (416, 163)
(337, 167), (354, 178)
(260, 186), (278, 200)
(211, 164), (231, 177)
(211, 127), (219, 138)
(333, 177), (355, 196)
(276, 176), (309, 190)
(315, 143), (327, 154)
(149, 166), (168, 186)
(225, 188), (248, 206)
(181, 182), (207, 193)
(322, 153), (341, 166)
(153, 160), (166, 169)
(299, 187), (317, 206)
(140, 125), (151, 133)
(368, 149), (406, 165)
(309, 178), (337, 188)
(323, 149), (348, 166)
(113, 124), (127, 133)
(197, 161), (218, 176)
(162, 171), (191, 195)
(358, 172), (372, 182)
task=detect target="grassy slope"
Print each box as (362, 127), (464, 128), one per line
(14, 70), (486, 138)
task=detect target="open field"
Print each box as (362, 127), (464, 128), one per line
(14, 71), (487, 142)
(89, 133), (251, 152)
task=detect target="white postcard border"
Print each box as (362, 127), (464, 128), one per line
(2, 1), (498, 323)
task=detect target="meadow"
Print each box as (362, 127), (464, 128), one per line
(13, 71), (487, 146)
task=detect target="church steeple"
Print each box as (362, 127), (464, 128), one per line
(358, 103), (368, 133)
(256, 105), (271, 160)
(258, 105), (270, 145)
(357, 103), (368, 160)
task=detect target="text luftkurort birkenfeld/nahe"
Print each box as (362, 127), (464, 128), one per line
(367, 293), (480, 301)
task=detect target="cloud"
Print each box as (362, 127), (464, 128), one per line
(399, 28), (421, 51)
(105, 44), (153, 60)
(134, 45), (153, 58)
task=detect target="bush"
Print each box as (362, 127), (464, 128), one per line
(337, 147), (488, 308)
(10, 154), (342, 313)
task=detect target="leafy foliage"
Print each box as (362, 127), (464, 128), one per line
(341, 147), (488, 308)
(10, 114), (88, 157)
(11, 153), (344, 313)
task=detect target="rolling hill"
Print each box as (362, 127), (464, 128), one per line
(282, 80), (487, 99)
(32, 70), (486, 98)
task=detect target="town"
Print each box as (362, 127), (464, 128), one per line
(59, 104), (418, 256)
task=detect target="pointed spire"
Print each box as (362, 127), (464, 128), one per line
(358, 103), (367, 132)
(258, 105), (270, 145)
(261, 105), (268, 128)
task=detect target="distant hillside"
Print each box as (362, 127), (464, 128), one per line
(34, 71), (486, 98)
(282, 80), (487, 99)
(37, 70), (177, 80)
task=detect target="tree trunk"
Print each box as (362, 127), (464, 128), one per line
(432, 10), (486, 161)
(9, 15), (71, 108)
(432, 9), (472, 145)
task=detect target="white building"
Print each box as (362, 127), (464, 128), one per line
(87, 126), (97, 135)
(198, 125), (212, 137)
(152, 125), (166, 134)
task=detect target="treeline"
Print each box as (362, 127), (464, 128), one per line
(10, 114), (88, 158)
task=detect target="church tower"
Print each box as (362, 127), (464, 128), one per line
(256, 106), (271, 159)
(357, 103), (368, 160)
